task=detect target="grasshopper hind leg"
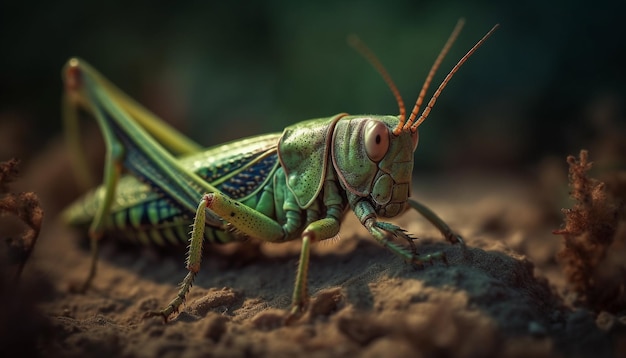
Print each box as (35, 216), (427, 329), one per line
(71, 142), (125, 293)
(64, 61), (126, 293)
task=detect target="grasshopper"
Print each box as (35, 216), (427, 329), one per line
(62, 19), (498, 322)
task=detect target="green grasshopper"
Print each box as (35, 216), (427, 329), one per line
(62, 20), (498, 322)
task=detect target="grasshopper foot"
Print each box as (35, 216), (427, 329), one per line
(375, 222), (418, 254)
(447, 232), (464, 246)
(143, 293), (185, 323)
(68, 278), (92, 294)
(284, 309), (303, 325)
(143, 307), (175, 323)
(411, 250), (446, 268)
(285, 298), (308, 325)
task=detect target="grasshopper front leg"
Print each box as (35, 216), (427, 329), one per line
(352, 199), (447, 265)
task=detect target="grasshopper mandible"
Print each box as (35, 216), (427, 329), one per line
(62, 19), (498, 322)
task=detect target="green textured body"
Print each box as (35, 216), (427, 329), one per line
(63, 133), (283, 246)
(63, 112), (420, 249)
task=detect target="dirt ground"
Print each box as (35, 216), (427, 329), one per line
(1, 140), (625, 358)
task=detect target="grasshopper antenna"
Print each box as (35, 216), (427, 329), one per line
(409, 22), (500, 131)
(348, 34), (407, 135)
(405, 19), (465, 131)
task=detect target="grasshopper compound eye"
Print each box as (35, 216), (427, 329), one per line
(364, 120), (390, 162)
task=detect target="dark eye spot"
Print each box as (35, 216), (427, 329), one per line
(375, 135), (381, 144)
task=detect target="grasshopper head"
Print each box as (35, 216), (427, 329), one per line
(332, 115), (418, 217)
(343, 21), (498, 216)
(281, 22), (496, 213)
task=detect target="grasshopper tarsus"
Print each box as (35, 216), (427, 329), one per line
(146, 272), (196, 322)
(410, 250), (447, 268)
(143, 309), (173, 324)
(446, 231), (465, 246)
(285, 307), (305, 326)
(143, 299), (184, 323)
(67, 281), (87, 294)
(67, 276), (94, 294)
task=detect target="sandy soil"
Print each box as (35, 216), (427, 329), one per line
(1, 142), (625, 358)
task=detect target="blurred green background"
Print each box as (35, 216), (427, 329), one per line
(0, 0), (624, 173)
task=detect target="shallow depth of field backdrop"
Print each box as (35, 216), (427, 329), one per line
(1, 0), (624, 171)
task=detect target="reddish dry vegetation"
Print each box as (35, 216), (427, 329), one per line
(554, 150), (626, 313)
(0, 158), (44, 279)
(0, 159), (49, 358)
